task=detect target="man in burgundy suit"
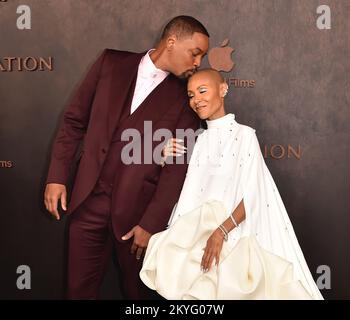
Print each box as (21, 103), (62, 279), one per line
(44, 16), (209, 299)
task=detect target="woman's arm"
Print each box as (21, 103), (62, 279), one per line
(221, 198), (246, 235)
(201, 199), (246, 272)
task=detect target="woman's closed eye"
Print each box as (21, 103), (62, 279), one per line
(188, 88), (207, 99)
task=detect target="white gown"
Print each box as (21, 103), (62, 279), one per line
(140, 113), (323, 300)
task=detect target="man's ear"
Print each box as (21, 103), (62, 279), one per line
(166, 35), (176, 51)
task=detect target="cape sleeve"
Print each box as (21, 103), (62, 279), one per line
(239, 128), (323, 299)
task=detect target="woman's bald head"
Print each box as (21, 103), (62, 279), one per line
(187, 68), (228, 120)
(189, 68), (225, 85)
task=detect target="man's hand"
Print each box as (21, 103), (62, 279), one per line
(44, 183), (67, 220)
(122, 225), (152, 260)
(201, 228), (225, 273)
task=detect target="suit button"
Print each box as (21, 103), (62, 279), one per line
(102, 148), (107, 154)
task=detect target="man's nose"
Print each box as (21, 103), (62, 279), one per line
(194, 56), (201, 68)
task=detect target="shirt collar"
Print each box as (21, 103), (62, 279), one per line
(206, 113), (236, 129)
(138, 49), (169, 79)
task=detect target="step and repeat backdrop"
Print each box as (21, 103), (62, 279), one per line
(0, 0), (349, 299)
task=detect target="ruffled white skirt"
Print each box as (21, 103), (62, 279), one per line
(140, 201), (316, 300)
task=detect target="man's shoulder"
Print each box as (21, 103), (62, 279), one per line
(103, 48), (143, 61)
(96, 49), (144, 76)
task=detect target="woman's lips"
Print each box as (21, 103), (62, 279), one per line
(195, 104), (207, 112)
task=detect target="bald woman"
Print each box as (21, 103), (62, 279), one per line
(140, 69), (323, 300)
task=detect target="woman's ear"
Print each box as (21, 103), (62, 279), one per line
(220, 83), (229, 98)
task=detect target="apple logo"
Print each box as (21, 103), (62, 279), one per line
(208, 39), (235, 72)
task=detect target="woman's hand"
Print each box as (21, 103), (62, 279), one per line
(160, 138), (186, 166)
(201, 228), (225, 273)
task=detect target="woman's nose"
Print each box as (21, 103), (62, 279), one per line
(193, 95), (201, 105)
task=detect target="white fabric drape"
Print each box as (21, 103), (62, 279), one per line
(140, 113), (323, 300)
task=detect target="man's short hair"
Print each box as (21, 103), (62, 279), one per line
(161, 15), (210, 40)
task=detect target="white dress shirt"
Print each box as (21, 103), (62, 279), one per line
(130, 49), (169, 114)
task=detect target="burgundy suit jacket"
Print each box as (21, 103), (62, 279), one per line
(46, 49), (199, 240)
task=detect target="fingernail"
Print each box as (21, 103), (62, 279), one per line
(122, 236), (126, 240)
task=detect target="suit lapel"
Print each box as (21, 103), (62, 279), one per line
(107, 52), (144, 140)
(117, 74), (183, 137)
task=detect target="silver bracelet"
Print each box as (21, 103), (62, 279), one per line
(230, 215), (238, 228)
(218, 224), (228, 241)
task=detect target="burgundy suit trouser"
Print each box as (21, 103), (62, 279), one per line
(66, 189), (159, 300)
